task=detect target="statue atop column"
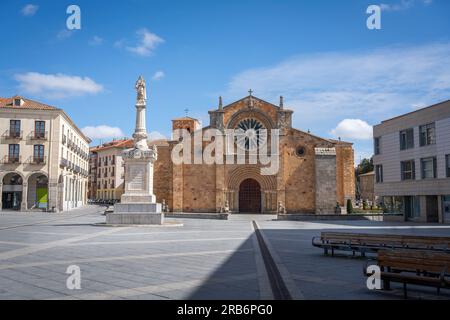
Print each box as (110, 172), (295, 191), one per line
(135, 76), (147, 104)
(131, 75), (150, 152)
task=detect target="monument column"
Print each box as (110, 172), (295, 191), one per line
(107, 76), (163, 225)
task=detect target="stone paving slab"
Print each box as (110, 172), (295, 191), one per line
(0, 208), (449, 300)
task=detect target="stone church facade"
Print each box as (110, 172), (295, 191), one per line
(151, 94), (355, 214)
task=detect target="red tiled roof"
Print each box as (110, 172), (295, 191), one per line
(0, 96), (59, 110)
(90, 139), (133, 152)
(172, 116), (199, 121)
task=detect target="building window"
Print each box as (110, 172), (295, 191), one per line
(9, 120), (21, 137)
(401, 160), (415, 180)
(446, 155), (450, 178)
(8, 144), (20, 161)
(400, 128), (414, 150)
(35, 121), (46, 138)
(34, 145), (45, 162)
(374, 137), (381, 155)
(419, 123), (436, 146)
(421, 157), (437, 179)
(375, 165), (383, 183)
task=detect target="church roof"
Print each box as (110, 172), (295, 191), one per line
(172, 116), (200, 121)
(221, 95), (281, 110)
(291, 128), (353, 146)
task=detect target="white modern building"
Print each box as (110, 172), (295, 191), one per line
(0, 96), (91, 212)
(373, 100), (450, 223)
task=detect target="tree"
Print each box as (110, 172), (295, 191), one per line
(356, 157), (374, 176)
(355, 157), (374, 200)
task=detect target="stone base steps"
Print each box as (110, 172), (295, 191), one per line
(165, 212), (229, 220)
(277, 213), (403, 222)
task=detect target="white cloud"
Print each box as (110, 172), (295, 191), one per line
(81, 126), (125, 140)
(331, 119), (373, 140)
(57, 29), (75, 40)
(381, 0), (432, 12)
(21, 4), (39, 16)
(89, 36), (104, 46)
(148, 131), (167, 141)
(15, 72), (104, 99)
(152, 71), (165, 81)
(126, 29), (164, 57)
(114, 39), (125, 48)
(226, 42), (450, 129)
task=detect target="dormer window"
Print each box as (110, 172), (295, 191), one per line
(14, 98), (23, 107)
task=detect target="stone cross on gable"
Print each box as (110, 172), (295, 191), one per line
(248, 89), (254, 108)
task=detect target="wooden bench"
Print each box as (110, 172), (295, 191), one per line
(364, 249), (450, 298)
(312, 232), (450, 257)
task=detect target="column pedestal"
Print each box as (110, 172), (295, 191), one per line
(109, 148), (164, 225)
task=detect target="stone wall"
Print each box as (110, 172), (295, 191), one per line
(152, 144), (173, 209)
(335, 144), (355, 206)
(315, 148), (337, 214)
(149, 97), (356, 214)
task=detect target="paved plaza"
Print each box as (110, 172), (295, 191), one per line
(0, 206), (449, 300)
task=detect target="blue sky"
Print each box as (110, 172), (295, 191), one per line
(1, 0), (449, 163)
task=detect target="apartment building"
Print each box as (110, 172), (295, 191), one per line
(89, 139), (133, 201)
(0, 96), (91, 212)
(373, 100), (450, 223)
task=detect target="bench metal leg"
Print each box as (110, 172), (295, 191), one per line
(383, 279), (391, 291)
(403, 283), (408, 299)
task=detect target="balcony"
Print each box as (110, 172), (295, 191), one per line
(3, 130), (23, 140)
(30, 131), (48, 140)
(1, 155), (22, 164)
(68, 140), (75, 150)
(74, 165), (81, 173)
(60, 158), (68, 168)
(30, 156), (47, 165)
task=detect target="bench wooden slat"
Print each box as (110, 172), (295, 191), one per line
(365, 249), (450, 298)
(317, 232), (450, 254)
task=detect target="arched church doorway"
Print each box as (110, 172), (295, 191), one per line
(2, 173), (23, 210)
(239, 178), (261, 213)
